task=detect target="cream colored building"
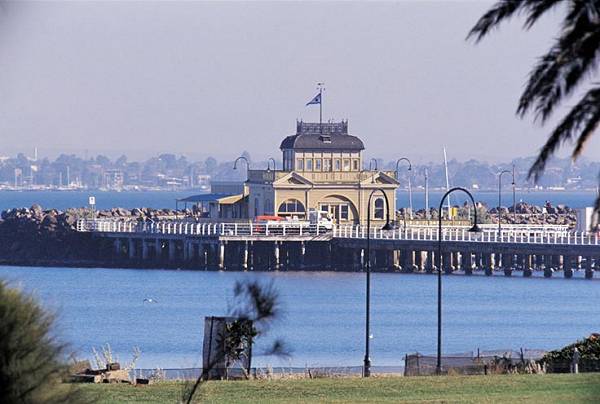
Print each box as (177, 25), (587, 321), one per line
(246, 121), (399, 225)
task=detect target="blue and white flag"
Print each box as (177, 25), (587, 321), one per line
(306, 93), (321, 106)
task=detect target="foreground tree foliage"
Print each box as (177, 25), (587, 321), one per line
(0, 281), (80, 403)
(469, 0), (600, 210)
(183, 280), (288, 403)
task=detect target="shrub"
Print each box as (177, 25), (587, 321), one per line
(0, 280), (80, 403)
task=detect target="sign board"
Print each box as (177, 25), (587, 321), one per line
(88, 196), (96, 206)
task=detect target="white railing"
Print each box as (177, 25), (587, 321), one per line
(76, 219), (599, 246)
(331, 224), (598, 246)
(77, 219), (328, 237)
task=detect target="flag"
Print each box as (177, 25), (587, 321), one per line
(306, 93), (321, 106)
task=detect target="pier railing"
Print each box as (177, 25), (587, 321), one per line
(77, 219), (599, 245)
(332, 224), (599, 245)
(77, 219), (328, 237)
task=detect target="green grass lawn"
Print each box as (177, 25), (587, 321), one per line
(77, 373), (600, 403)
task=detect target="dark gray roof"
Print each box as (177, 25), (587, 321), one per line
(280, 134), (365, 151)
(280, 121), (364, 151)
(176, 193), (233, 203)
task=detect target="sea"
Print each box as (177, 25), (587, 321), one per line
(0, 190), (598, 370)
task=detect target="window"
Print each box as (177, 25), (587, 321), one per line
(343, 159), (350, 171)
(374, 198), (385, 219)
(315, 159), (322, 171)
(334, 159), (341, 171)
(306, 158), (313, 171)
(296, 158), (304, 170)
(340, 204), (349, 220)
(324, 159), (332, 172)
(320, 204), (329, 214)
(278, 199), (306, 215)
(352, 159), (360, 171)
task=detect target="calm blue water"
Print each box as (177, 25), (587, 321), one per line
(0, 190), (598, 369)
(0, 266), (598, 369)
(0, 190), (597, 212)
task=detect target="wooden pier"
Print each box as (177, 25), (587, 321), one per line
(77, 219), (600, 278)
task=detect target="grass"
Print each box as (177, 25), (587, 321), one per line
(76, 373), (600, 403)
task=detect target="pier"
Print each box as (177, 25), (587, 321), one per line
(77, 219), (600, 278)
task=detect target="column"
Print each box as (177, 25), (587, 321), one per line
(585, 256), (594, 279)
(128, 238), (136, 260)
(503, 253), (514, 277)
(168, 240), (176, 262)
(243, 242), (249, 270)
(544, 255), (554, 278)
(461, 251), (473, 275)
(219, 241), (225, 270)
(425, 250), (436, 273)
(300, 241), (306, 269)
(183, 241), (190, 262)
(274, 242), (280, 270)
(414, 251), (424, 272)
(524, 254), (533, 277)
(155, 239), (162, 260)
(563, 255), (574, 279)
(484, 253), (495, 276)
(114, 238), (122, 256)
(443, 251), (453, 274)
(141, 240), (149, 260)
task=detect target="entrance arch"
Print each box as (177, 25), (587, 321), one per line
(278, 199), (306, 218)
(318, 195), (359, 224)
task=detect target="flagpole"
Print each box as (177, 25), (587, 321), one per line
(319, 86), (322, 130)
(317, 82), (324, 134)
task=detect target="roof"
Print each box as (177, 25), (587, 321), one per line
(176, 193), (234, 203)
(280, 121), (364, 151)
(176, 193), (246, 205)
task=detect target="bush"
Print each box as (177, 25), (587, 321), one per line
(0, 280), (80, 403)
(539, 334), (600, 373)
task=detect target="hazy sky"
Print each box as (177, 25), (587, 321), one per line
(0, 1), (598, 163)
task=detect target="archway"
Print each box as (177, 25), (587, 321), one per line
(318, 195), (359, 224)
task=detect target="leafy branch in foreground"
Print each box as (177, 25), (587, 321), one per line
(182, 280), (289, 403)
(468, 0), (600, 214)
(0, 280), (83, 403)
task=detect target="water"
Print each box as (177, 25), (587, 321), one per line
(0, 189), (596, 213)
(0, 190), (598, 369)
(0, 266), (598, 369)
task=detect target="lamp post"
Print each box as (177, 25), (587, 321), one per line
(498, 170), (512, 236)
(233, 156), (251, 209)
(423, 168), (430, 220)
(436, 187), (481, 375)
(364, 188), (394, 378)
(368, 158), (378, 171)
(512, 165), (516, 223)
(395, 158), (413, 220)
(267, 157), (277, 171)
(233, 156), (250, 171)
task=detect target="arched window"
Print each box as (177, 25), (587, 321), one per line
(374, 198), (385, 219)
(278, 199), (306, 216)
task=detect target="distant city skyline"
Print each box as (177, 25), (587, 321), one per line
(0, 1), (598, 163)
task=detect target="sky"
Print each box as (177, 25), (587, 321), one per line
(0, 1), (598, 163)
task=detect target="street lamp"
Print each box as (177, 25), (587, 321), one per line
(267, 157), (277, 171)
(364, 188), (395, 378)
(423, 168), (430, 220)
(498, 169), (512, 236)
(368, 158), (378, 171)
(512, 165), (516, 223)
(233, 156), (250, 171)
(395, 158), (413, 220)
(436, 187), (481, 375)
